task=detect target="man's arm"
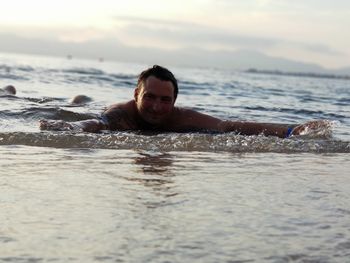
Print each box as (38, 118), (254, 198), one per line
(175, 108), (325, 138)
(39, 118), (107, 132)
(218, 119), (331, 137)
(39, 104), (133, 132)
(218, 120), (296, 138)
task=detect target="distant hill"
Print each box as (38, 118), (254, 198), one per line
(332, 66), (350, 75)
(245, 68), (350, 80)
(1, 33), (349, 76)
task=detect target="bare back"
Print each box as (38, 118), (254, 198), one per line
(103, 100), (223, 132)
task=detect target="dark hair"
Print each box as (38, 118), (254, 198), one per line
(137, 65), (178, 99)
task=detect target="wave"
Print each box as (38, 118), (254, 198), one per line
(0, 131), (349, 153)
(1, 64), (137, 87)
(243, 106), (347, 120)
(0, 107), (96, 122)
(0, 73), (29, 81)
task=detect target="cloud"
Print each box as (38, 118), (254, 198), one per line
(114, 16), (277, 49)
(113, 15), (194, 28)
(1, 13), (345, 69)
(304, 44), (345, 56)
(113, 15), (344, 57)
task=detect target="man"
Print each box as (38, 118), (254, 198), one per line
(40, 65), (325, 138)
(0, 85), (16, 95)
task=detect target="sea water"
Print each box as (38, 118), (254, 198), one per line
(0, 53), (349, 262)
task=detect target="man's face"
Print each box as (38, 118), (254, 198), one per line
(134, 76), (176, 125)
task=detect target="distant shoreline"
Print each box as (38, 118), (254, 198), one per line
(244, 68), (350, 80)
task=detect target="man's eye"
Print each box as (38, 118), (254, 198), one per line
(144, 94), (154, 99)
(161, 97), (172, 103)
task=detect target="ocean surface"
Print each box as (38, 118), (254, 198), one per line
(0, 52), (349, 262)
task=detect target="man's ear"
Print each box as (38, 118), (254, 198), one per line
(134, 87), (139, 101)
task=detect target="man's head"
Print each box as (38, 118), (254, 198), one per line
(134, 65), (178, 125)
(137, 65), (178, 100)
(3, 85), (16, 95)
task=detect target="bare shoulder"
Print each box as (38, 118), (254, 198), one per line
(174, 107), (221, 121)
(104, 100), (136, 118)
(103, 100), (137, 130)
(170, 107), (222, 132)
(105, 100), (134, 111)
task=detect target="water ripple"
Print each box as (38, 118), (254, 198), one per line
(0, 132), (348, 153)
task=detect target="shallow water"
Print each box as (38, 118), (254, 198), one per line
(1, 147), (350, 262)
(0, 53), (350, 262)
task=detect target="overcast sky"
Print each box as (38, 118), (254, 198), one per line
(1, 0), (349, 69)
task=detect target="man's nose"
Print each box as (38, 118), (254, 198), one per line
(152, 99), (161, 111)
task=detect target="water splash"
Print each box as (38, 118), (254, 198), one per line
(0, 131), (349, 153)
(297, 120), (338, 139)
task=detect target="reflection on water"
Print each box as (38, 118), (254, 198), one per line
(1, 147), (350, 262)
(131, 152), (178, 205)
(134, 152), (174, 175)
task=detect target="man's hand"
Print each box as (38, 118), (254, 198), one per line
(291, 120), (332, 136)
(39, 119), (83, 131)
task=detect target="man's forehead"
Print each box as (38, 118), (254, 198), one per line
(142, 76), (175, 92)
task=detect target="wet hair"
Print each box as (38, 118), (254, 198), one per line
(137, 65), (178, 99)
(3, 85), (16, 95)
